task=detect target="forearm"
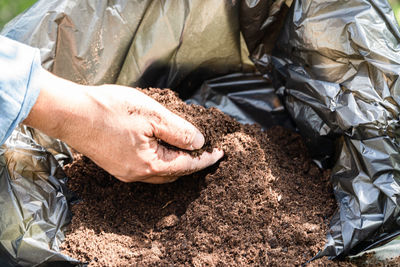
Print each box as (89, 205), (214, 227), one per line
(22, 70), (222, 183)
(23, 69), (92, 144)
(1, 38), (222, 184)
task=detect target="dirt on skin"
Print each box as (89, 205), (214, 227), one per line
(61, 88), (338, 266)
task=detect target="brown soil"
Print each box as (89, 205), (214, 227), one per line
(61, 88), (338, 266)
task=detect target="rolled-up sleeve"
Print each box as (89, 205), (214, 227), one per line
(0, 36), (42, 145)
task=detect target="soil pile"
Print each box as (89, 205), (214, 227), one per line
(61, 88), (337, 266)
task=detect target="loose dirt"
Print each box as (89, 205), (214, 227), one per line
(61, 88), (337, 266)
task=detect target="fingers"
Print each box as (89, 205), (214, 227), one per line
(151, 109), (205, 151)
(137, 147), (224, 184)
(155, 146), (224, 176)
(139, 176), (179, 184)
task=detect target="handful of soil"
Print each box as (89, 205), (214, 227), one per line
(61, 88), (336, 266)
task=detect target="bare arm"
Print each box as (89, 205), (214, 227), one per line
(24, 69), (223, 183)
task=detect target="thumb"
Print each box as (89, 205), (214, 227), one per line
(152, 109), (205, 151)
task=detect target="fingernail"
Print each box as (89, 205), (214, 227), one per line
(192, 131), (205, 149)
(214, 148), (224, 159)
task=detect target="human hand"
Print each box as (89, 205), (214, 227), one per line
(24, 70), (223, 183)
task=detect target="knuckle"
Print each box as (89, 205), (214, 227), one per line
(147, 159), (161, 174)
(151, 111), (162, 125)
(182, 128), (196, 146)
(139, 165), (152, 177)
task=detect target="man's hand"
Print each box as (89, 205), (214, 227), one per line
(23, 69), (223, 183)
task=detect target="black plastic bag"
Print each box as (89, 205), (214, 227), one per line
(2, 0), (400, 264)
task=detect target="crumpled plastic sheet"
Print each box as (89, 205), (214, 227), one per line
(2, 0), (400, 265)
(0, 0), (256, 265)
(18, 125), (73, 167)
(2, 0), (254, 91)
(268, 0), (400, 259)
(0, 127), (78, 266)
(187, 72), (294, 130)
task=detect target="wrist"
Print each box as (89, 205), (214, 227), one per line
(23, 69), (90, 142)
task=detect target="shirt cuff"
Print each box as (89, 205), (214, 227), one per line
(0, 36), (42, 145)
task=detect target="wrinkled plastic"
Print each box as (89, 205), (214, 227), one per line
(352, 235), (400, 261)
(268, 0), (400, 259)
(188, 72), (294, 130)
(0, 1), (257, 265)
(0, 127), (78, 266)
(2, 0), (253, 92)
(18, 126), (73, 167)
(2, 0), (400, 265)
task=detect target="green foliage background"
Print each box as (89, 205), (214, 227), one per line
(0, 0), (400, 30)
(0, 0), (37, 29)
(391, 0), (400, 23)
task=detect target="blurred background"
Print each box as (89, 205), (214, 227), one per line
(392, 0), (400, 23)
(0, 0), (36, 29)
(0, 0), (400, 30)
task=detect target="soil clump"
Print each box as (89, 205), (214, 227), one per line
(61, 88), (337, 266)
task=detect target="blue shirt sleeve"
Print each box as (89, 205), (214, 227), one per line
(0, 36), (42, 145)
